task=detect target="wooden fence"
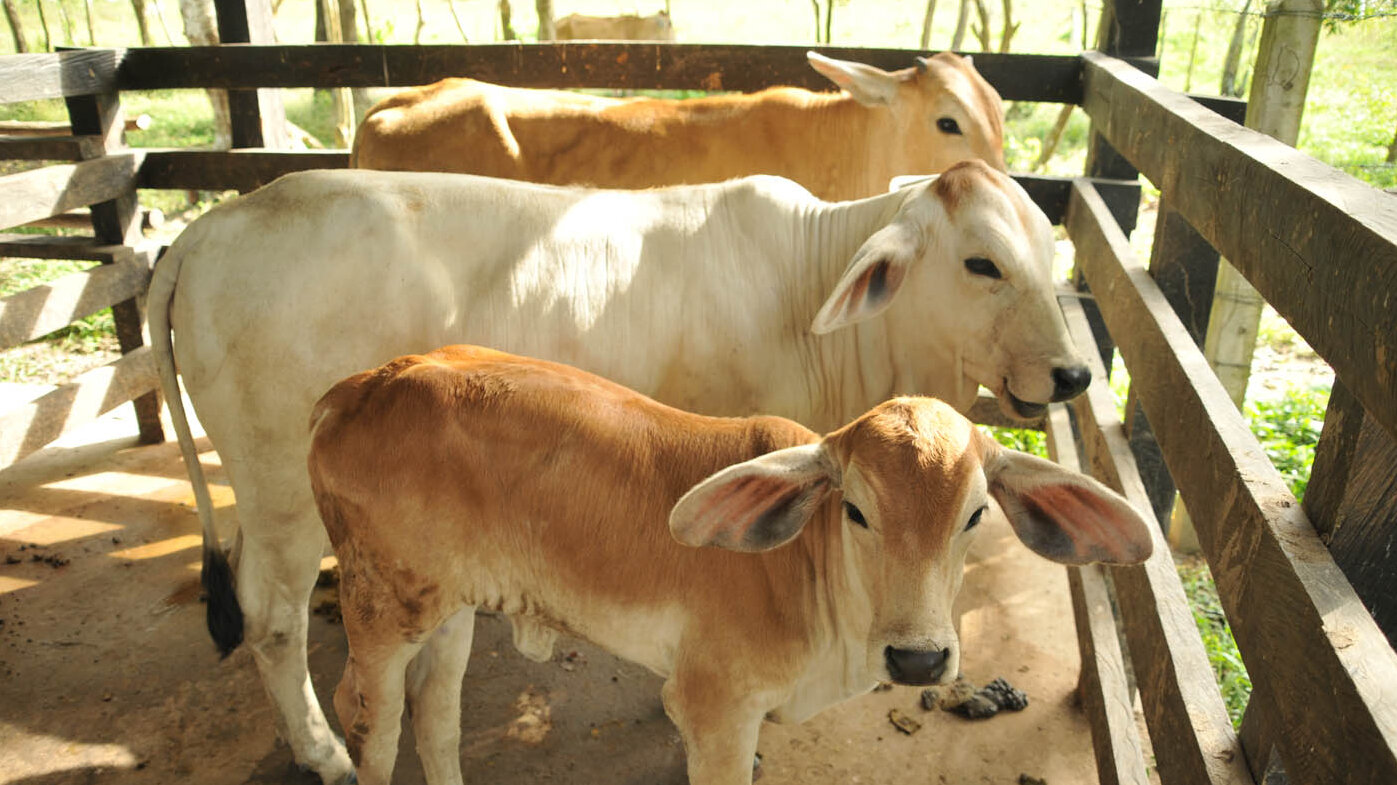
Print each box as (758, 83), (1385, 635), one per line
(1, 34), (1394, 785)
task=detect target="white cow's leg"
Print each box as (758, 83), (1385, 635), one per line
(661, 675), (767, 785)
(405, 608), (477, 785)
(236, 511), (353, 784)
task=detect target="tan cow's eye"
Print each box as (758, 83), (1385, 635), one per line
(966, 506), (987, 531)
(936, 117), (962, 135)
(964, 257), (1001, 279)
(844, 501), (868, 528)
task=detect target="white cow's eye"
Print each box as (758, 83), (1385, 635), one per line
(936, 117), (963, 135)
(844, 501), (869, 528)
(964, 257), (1001, 279)
(966, 506), (987, 531)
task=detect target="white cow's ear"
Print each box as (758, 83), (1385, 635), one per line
(807, 51), (902, 107)
(670, 443), (838, 553)
(989, 450), (1155, 565)
(811, 222), (918, 334)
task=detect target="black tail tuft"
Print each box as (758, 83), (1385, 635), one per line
(203, 548), (244, 657)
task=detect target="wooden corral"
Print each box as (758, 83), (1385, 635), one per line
(1, 0), (1395, 782)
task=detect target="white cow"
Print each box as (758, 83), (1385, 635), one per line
(149, 160), (1090, 784)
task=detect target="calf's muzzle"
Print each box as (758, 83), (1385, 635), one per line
(884, 645), (951, 686)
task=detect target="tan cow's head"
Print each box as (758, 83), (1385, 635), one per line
(669, 397), (1152, 686)
(811, 160), (1090, 421)
(807, 51), (1006, 173)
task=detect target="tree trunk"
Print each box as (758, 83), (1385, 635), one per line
(950, 0), (969, 49)
(1080, 0), (1088, 49)
(535, 0), (553, 40)
(1183, 10), (1202, 92)
(446, 0), (467, 41)
(3, 0), (28, 51)
(317, 0), (353, 148)
(336, 0), (369, 120)
(1034, 104), (1074, 171)
(919, 0), (936, 49)
(56, 0), (75, 46)
(178, 0), (231, 149)
(36, 0), (52, 51)
(358, 0), (373, 41)
(1387, 122), (1397, 164)
(970, 0), (991, 51)
(1220, 0), (1253, 97)
(497, 0), (514, 40)
(809, 0), (821, 42)
(998, 0), (1016, 52)
(130, 0), (151, 45)
(82, 0), (94, 43)
(824, 0), (832, 44)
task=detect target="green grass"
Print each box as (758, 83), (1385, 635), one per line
(1246, 383), (1329, 501)
(1177, 555), (1252, 729)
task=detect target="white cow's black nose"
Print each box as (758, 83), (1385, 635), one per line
(884, 645), (950, 685)
(1051, 364), (1092, 401)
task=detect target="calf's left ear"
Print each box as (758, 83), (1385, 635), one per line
(670, 443), (838, 553)
(989, 451), (1154, 565)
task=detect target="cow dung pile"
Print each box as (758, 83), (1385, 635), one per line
(920, 676), (1029, 719)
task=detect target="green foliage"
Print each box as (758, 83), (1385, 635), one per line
(1246, 385), (1329, 501)
(1177, 557), (1252, 729)
(985, 425), (1048, 458)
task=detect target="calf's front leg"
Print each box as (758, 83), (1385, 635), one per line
(405, 608), (477, 785)
(661, 674), (769, 785)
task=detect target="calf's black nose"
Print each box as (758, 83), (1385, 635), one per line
(1051, 364), (1092, 401)
(884, 645), (950, 686)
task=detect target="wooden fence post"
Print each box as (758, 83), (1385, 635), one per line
(63, 90), (164, 445)
(213, 0), (287, 150)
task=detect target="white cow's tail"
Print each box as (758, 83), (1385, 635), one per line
(147, 243), (244, 657)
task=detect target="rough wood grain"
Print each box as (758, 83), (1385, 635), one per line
(1067, 178), (1397, 784)
(0, 233), (128, 261)
(0, 251), (148, 350)
(136, 149), (348, 191)
(0, 346), (159, 466)
(1045, 403), (1152, 785)
(1081, 51), (1397, 442)
(0, 50), (121, 104)
(0, 134), (104, 161)
(0, 154), (141, 230)
(114, 44), (1085, 102)
(1060, 294), (1253, 785)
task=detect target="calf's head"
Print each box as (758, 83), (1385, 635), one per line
(812, 160), (1091, 421)
(806, 51), (1005, 173)
(670, 397), (1152, 686)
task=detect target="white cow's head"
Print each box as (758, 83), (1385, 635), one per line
(670, 397), (1153, 686)
(812, 160), (1090, 421)
(806, 51), (1006, 173)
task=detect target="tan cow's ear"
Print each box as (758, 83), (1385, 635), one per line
(670, 443), (837, 553)
(807, 51), (902, 107)
(988, 450), (1155, 565)
(811, 222), (919, 334)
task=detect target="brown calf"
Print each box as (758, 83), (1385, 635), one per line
(308, 345), (1151, 785)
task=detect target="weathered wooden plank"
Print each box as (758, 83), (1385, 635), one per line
(137, 149), (348, 191)
(0, 251), (149, 350)
(0, 154), (142, 231)
(115, 44), (1085, 102)
(0, 134), (105, 161)
(0, 114), (151, 136)
(213, 0), (288, 149)
(0, 234), (127, 261)
(1081, 51), (1397, 442)
(1044, 403), (1152, 785)
(1060, 294), (1252, 785)
(0, 50), (122, 104)
(0, 346), (159, 466)
(23, 207), (162, 232)
(1066, 178), (1397, 785)
(1305, 381), (1397, 646)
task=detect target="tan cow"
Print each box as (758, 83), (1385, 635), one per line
(308, 345), (1153, 785)
(554, 10), (675, 40)
(350, 51), (1005, 200)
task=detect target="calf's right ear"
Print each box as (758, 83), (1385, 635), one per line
(670, 443), (838, 553)
(811, 221), (920, 334)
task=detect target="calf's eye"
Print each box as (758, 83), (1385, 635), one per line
(936, 117), (962, 135)
(844, 501), (868, 528)
(966, 506), (987, 531)
(964, 257), (1001, 279)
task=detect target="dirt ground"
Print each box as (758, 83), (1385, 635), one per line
(0, 405), (1101, 785)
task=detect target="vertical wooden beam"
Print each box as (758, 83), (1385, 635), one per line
(63, 90), (163, 445)
(213, 0), (287, 150)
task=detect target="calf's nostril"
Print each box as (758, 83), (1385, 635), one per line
(884, 645), (951, 685)
(1051, 365), (1092, 401)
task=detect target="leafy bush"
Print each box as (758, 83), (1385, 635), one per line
(1177, 556), (1252, 729)
(1246, 385), (1329, 501)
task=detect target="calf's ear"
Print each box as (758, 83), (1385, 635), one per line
(989, 450), (1155, 565)
(807, 51), (903, 107)
(811, 222), (919, 334)
(670, 443), (838, 552)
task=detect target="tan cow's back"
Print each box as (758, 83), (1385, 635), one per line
(554, 11), (675, 41)
(351, 53), (1004, 201)
(309, 345), (827, 661)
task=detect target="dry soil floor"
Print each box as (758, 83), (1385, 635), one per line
(0, 405), (1100, 785)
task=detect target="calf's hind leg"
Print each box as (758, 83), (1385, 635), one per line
(405, 608), (478, 785)
(335, 637), (424, 785)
